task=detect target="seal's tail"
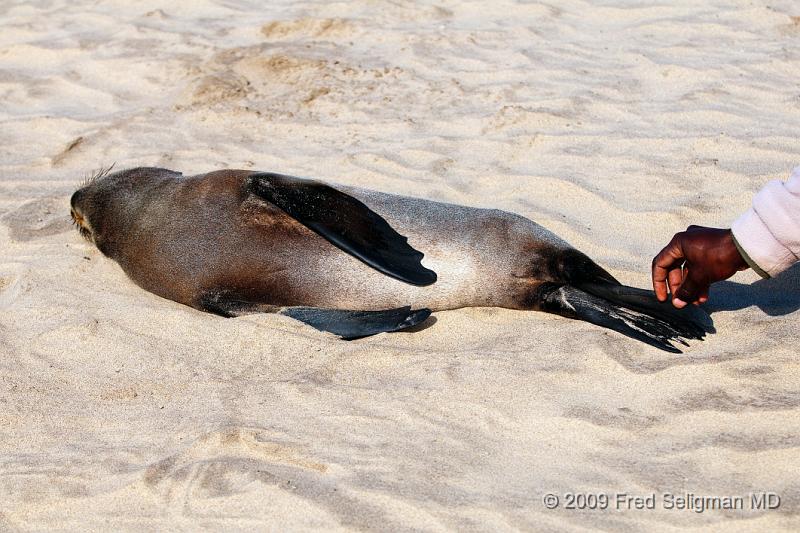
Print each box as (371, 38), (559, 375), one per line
(538, 283), (713, 353)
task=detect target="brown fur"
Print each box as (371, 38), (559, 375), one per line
(70, 168), (594, 313)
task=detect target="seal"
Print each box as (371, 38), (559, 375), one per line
(70, 167), (711, 351)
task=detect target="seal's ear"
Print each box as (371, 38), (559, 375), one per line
(246, 172), (437, 286)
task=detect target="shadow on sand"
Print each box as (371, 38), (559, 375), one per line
(705, 263), (800, 316)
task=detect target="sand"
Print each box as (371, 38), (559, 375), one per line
(1, 0), (799, 530)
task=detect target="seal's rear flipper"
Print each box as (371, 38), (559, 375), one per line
(246, 172), (437, 286)
(280, 306), (432, 339)
(537, 284), (709, 353)
(578, 282), (714, 336)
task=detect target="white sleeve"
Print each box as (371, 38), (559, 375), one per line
(731, 167), (800, 277)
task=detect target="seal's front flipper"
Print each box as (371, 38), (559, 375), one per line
(279, 306), (432, 339)
(536, 283), (706, 353)
(199, 292), (431, 339)
(246, 172), (437, 286)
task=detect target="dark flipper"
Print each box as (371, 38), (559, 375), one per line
(246, 172), (437, 286)
(200, 291), (431, 340)
(578, 282), (714, 337)
(557, 249), (622, 287)
(537, 283), (709, 353)
(279, 306), (432, 340)
(199, 291), (279, 317)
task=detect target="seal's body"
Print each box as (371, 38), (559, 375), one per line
(70, 167), (710, 351)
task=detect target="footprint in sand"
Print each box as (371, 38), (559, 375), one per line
(260, 18), (353, 41)
(2, 196), (72, 242)
(142, 427), (328, 500)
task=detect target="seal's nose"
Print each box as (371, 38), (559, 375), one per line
(70, 189), (84, 210)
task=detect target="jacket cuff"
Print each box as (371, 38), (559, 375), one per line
(731, 208), (794, 278)
(731, 232), (769, 279)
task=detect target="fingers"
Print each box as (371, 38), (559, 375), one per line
(654, 226), (724, 307)
(652, 259), (669, 301)
(697, 289), (709, 305)
(674, 268), (708, 309)
(652, 233), (685, 301)
(667, 267), (683, 300)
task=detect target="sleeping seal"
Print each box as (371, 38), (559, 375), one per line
(69, 167), (711, 352)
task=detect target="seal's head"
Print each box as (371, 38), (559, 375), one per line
(70, 166), (182, 255)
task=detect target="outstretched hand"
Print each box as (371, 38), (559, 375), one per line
(652, 226), (749, 308)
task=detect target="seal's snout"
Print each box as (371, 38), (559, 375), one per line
(70, 189), (84, 210)
(69, 188), (93, 241)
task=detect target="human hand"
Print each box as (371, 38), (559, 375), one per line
(651, 226), (749, 308)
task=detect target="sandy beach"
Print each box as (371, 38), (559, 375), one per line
(1, 0), (799, 530)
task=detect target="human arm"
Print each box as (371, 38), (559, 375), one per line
(652, 167), (800, 308)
